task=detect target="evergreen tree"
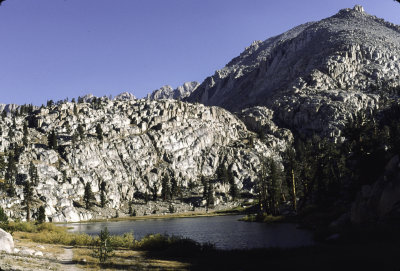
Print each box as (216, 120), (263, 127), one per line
(0, 154), (5, 179)
(228, 168), (239, 200)
(100, 181), (106, 208)
(78, 124), (85, 139)
(161, 174), (171, 201)
(96, 123), (104, 141)
(257, 159), (269, 214)
(94, 227), (113, 263)
(22, 122), (29, 147)
(202, 177), (214, 211)
(152, 183), (158, 200)
(84, 182), (95, 209)
(37, 206), (46, 224)
(29, 161), (39, 185)
(171, 176), (178, 198)
(283, 147), (299, 212)
(47, 130), (58, 150)
(0, 206), (8, 226)
(5, 154), (17, 196)
(216, 164), (229, 185)
(267, 159), (282, 216)
(23, 179), (34, 221)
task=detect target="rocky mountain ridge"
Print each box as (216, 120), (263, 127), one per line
(187, 5), (400, 137)
(0, 98), (289, 222)
(147, 82), (199, 101)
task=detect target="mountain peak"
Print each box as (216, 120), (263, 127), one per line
(353, 4), (364, 13)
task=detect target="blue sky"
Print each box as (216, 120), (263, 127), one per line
(0, 0), (399, 105)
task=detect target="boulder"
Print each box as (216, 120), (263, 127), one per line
(0, 228), (14, 253)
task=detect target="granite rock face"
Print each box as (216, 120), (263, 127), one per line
(0, 229), (14, 254)
(0, 98), (287, 222)
(147, 82), (199, 101)
(187, 5), (400, 136)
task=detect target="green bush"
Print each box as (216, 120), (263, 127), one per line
(134, 234), (215, 256)
(109, 232), (134, 249)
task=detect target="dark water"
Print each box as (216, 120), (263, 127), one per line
(63, 215), (314, 250)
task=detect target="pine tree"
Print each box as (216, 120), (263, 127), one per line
(5, 154), (17, 196)
(257, 159), (269, 214)
(29, 161), (39, 185)
(47, 130), (58, 150)
(23, 180), (34, 221)
(0, 206), (8, 226)
(78, 124), (85, 139)
(96, 123), (104, 141)
(84, 182), (95, 209)
(283, 147), (299, 212)
(171, 177), (178, 198)
(0, 154), (5, 179)
(152, 183), (158, 200)
(94, 227), (113, 263)
(22, 122), (29, 147)
(37, 206), (46, 224)
(100, 181), (106, 208)
(161, 174), (171, 201)
(267, 159), (282, 216)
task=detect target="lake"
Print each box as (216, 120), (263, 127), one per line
(63, 215), (314, 250)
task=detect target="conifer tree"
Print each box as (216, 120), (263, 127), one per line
(78, 124), (85, 139)
(96, 123), (103, 141)
(161, 174), (171, 201)
(84, 182), (95, 209)
(47, 130), (58, 150)
(29, 161), (39, 185)
(37, 206), (46, 224)
(23, 179), (34, 221)
(22, 122), (29, 147)
(100, 181), (106, 208)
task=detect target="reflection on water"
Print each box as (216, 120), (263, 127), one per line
(62, 215), (314, 250)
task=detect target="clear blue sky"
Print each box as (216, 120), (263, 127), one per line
(0, 0), (399, 105)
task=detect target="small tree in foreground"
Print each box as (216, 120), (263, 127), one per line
(94, 227), (114, 263)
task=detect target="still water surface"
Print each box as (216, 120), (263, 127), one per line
(64, 215), (314, 250)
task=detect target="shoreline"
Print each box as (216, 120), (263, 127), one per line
(55, 206), (247, 224)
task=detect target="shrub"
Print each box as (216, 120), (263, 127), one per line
(0, 206), (8, 229)
(134, 234), (216, 256)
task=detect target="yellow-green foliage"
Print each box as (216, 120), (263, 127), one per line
(240, 213), (286, 223)
(7, 221), (37, 233)
(109, 232), (135, 249)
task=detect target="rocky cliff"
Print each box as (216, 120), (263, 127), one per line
(187, 5), (400, 137)
(0, 98), (289, 222)
(147, 82), (199, 100)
